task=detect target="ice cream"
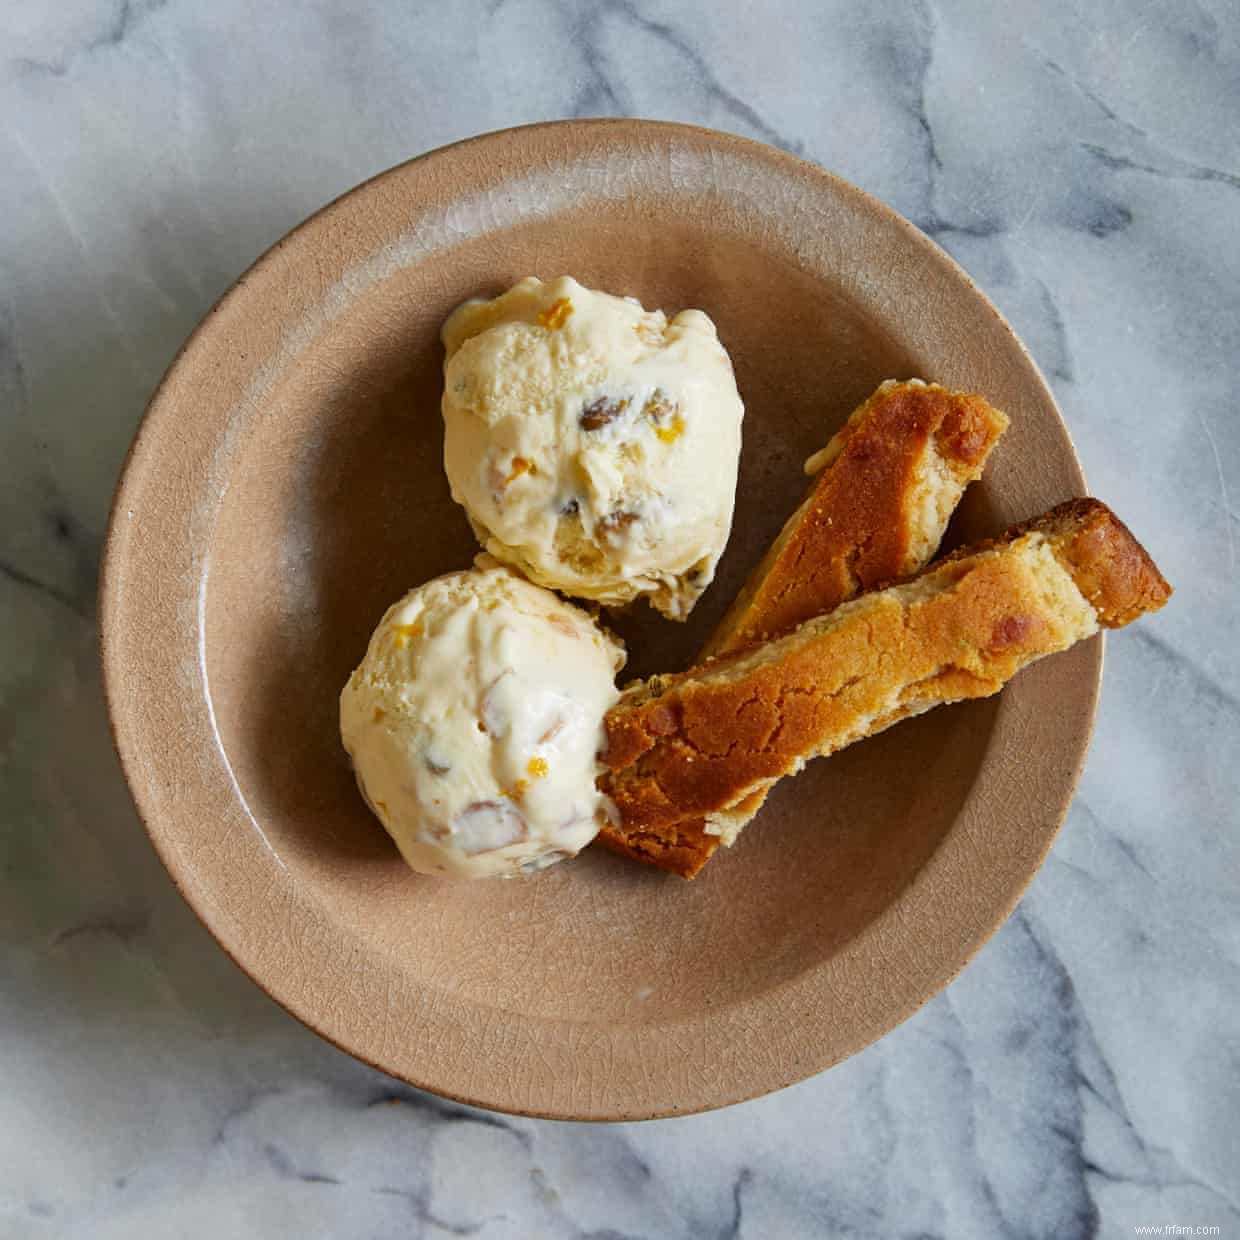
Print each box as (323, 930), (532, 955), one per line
(441, 276), (745, 619)
(340, 561), (625, 878)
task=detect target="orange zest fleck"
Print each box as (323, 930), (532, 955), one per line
(654, 412), (686, 445)
(527, 756), (549, 779)
(392, 622), (423, 648)
(505, 456), (534, 484)
(537, 297), (574, 330)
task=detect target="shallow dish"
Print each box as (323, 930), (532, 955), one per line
(101, 120), (1097, 1120)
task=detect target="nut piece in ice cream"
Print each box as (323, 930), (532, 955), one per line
(340, 561), (625, 879)
(441, 276), (745, 620)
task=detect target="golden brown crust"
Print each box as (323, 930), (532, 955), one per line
(599, 499), (1170, 859)
(592, 816), (721, 878)
(701, 380), (1009, 656)
(938, 497), (1172, 628)
(596, 379), (1008, 873)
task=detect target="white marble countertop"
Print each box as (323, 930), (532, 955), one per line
(2, 2), (1237, 1237)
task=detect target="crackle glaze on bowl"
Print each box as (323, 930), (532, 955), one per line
(101, 121), (1097, 1120)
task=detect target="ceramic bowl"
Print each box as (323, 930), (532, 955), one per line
(100, 121), (1097, 1120)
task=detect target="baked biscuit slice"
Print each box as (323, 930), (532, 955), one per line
(596, 379), (1009, 875)
(703, 379), (1010, 656)
(600, 500), (1171, 849)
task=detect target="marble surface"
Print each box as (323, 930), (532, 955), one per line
(2, 1), (1237, 1236)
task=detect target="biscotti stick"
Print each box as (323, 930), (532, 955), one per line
(600, 500), (1171, 846)
(704, 379), (1009, 656)
(596, 379), (1009, 874)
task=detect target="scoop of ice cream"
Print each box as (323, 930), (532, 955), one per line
(441, 276), (745, 620)
(340, 561), (625, 878)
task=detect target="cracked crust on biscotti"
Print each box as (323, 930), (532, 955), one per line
(598, 499), (1170, 859)
(700, 379), (1009, 658)
(595, 378), (1009, 876)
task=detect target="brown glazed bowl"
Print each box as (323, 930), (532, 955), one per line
(100, 121), (1097, 1120)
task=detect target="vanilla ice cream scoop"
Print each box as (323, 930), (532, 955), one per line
(441, 276), (745, 620)
(340, 561), (625, 878)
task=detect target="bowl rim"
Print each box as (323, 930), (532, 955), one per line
(99, 119), (1100, 1121)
